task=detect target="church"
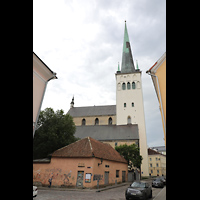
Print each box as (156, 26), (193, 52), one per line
(67, 22), (149, 177)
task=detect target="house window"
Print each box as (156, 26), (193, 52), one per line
(151, 170), (153, 174)
(132, 82), (135, 89)
(150, 163), (152, 167)
(95, 118), (99, 125)
(150, 158), (152, 161)
(124, 103), (126, 107)
(127, 82), (130, 90)
(115, 142), (118, 147)
(127, 116), (131, 124)
(82, 118), (86, 125)
(157, 170), (159, 174)
(132, 102), (134, 107)
(122, 82), (126, 90)
(156, 163), (159, 167)
(108, 117), (112, 125)
(116, 170), (119, 178)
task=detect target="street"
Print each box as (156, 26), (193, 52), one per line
(34, 184), (166, 200)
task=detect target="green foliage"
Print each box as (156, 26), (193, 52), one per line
(115, 143), (143, 169)
(33, 107), (78, 159)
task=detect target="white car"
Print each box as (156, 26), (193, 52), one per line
(33, 186), (38, 198)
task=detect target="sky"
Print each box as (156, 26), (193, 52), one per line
(33, 0), (166, 147)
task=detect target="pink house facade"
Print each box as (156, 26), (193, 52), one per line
(33, 137), (128, 188)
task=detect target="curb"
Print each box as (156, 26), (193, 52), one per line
(37, 187), (94, 192)
(96, 183), (129, 192)
(37, 182), (129, 192)
(36, 180), (154, 192)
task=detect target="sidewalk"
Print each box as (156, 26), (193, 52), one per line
(37, 182), (129, 192)
(37, 178), (154, 193)
(153, 186), (166, 200)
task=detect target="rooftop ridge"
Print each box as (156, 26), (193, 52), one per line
(88, 137), (93, 152)
(69, 105), (116, 109)
(52, 137), (127, 163)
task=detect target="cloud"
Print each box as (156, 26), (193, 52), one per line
(34, 0), (166, 147)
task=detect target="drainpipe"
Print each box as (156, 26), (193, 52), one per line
(146, 71), (166, 144)
(33, 73), (57, 138)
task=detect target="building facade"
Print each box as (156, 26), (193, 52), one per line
(67, 22), (149, 176)
(148, 148), (166, 176)
(69, 105), (116, 126)
(33, 137), (128, 188)
(33, 52), (57, 137)
(146, 53), (166, 146)
(150, 146), (166, 155)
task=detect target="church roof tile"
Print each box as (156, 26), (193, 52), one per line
(67, 105), (116, 117)
(75, 124), (139, 141)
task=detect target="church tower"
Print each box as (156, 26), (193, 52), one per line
(115, 21), (149, 176)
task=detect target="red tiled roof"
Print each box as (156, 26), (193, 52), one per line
(52, 137), (127, 163)
(148, 148), (166, 156)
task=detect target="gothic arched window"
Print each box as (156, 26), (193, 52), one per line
(117, 83), (121, 91)
(108, 117), (112, 125)
(132, 82), (136, 89)
(127, 116), (131, 124)
(95, 118), (99, 125)
(122, 82), (126, 90)
(127, 82), (131, 90)
(82, 118), (86, 125)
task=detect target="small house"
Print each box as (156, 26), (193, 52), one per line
(33, 137), (128, 188)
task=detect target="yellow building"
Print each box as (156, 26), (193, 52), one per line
(148, 148), (166, 176)
(146, 53), (166, 146)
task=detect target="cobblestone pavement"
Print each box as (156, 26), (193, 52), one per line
(34, 184), (166, 200)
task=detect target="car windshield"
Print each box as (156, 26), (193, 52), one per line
(131, 182), (145, 188)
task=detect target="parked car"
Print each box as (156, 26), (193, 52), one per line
(33, 186), (38, 198)
(160, 176), (166, 185)
(125, 181), (152, 200)
(152, 177), (164, 188)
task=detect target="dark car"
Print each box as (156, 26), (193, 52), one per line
(152, 177), (164, 188)
(160, 176), (166, 185)
(125, 181), (152, 200)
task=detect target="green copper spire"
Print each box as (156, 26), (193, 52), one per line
(118, 62), (120, 71)
(121, 21), (135, 73)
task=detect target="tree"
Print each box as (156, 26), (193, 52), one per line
(33, 107), (79, 159)
(115, 143), (143, 169)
